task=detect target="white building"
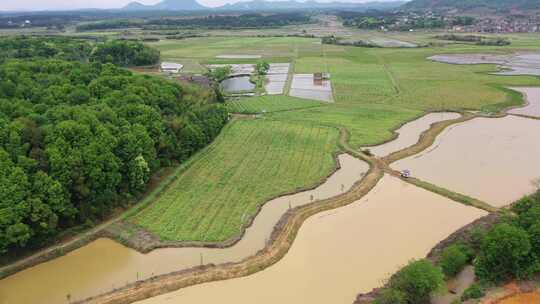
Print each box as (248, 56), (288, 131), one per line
(160, 62), (183, 74)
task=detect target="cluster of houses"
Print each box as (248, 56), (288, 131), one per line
(452, 16), (540, 33)
(3, 20), (32, 27)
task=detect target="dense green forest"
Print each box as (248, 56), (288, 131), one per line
(0, 38), (228, 255)
(0, 37), (160, 67)
(76, 13), (311, 31)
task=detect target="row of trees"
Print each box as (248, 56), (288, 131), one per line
(435, 34), (511, 46)
(372, 188), (540, 303)
(0, 47), (227, 255)
(77, 13), (311, 31)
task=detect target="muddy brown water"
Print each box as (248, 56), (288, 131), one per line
(393, 115), (540, 207)
(0, 154), (368, 304)
(134, 175), (487, 304)
(366, 112), (461, 157)
(509, 87), (540, 118)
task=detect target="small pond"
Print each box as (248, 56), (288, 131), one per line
(221, 76), (255, 92)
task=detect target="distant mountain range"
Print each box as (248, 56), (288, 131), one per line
(122, 0), (405, 11)
(403, 0), (540, 12)
(123, 0), (205, 11)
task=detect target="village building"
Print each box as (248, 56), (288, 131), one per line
(160, 62), (183, 74)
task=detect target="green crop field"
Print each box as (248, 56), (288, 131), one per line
(268, 104), (421, 148)
(130, 118), (339, 242)
(126, 33), (540, 243)
(227, 95), (325, 114)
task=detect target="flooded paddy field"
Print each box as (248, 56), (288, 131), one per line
(393, 116), (540, 207)
(208, 63), (255, 76)
(135, 175), (486, 304)
(0, 155), (367, 304)
(509, 87), (540, 118)
(289, 74), (333, 102)
(264, 63), (290, 95)
(429, 53), (540, 76)
(366, 112), (461, 157)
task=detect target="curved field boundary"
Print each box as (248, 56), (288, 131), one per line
(105, 149), (345, 253)
(77, 110), (502, 304)
(78, 137), (383, 304)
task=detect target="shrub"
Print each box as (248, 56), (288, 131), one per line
(518, 204), (540, 230)
(374, 288), (406, 304)
(512, 194), (538, 215)
(475, 223), (533, 282)
(389, 259), (444, 304)
(469, 227), (486, 251)
(528, 222), (540, 254)
(461, 283), (485, 301)
(440, 244), (469, 278)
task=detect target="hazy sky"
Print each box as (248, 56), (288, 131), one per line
(1, 0), (389, 11)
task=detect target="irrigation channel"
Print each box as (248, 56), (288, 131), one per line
(1, 88), (540, 304)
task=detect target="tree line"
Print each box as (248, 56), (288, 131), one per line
(0, 38), (228, 256)
(76, 13), (311, 31)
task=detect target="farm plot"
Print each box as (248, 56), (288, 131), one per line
(289, 74), (333, 102)
(149, 36), (319, 60)
(130, 119), (340, 242)
(265, 63), (291, 95)
(269, 104), (421, 148)
(227, 95), (325, 114)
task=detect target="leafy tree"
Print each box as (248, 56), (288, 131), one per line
(256, 61), (270, 75)
(206, 66), (232, 83)
(440, 244), (470, 278)
(374, 288), (406, 304)
(461, 283), (485, 301)
(518, 204), (540, 230)
(475, 223), (534, 282)
(388, 259), (444, 304)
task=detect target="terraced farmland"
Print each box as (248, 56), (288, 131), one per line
(130, 118), (340, 242)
